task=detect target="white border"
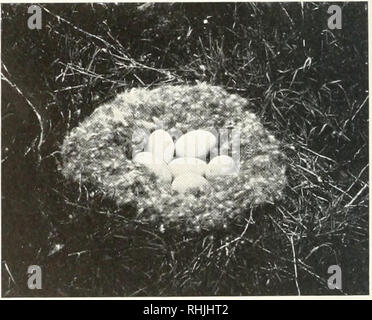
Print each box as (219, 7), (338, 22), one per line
(0, 0), (370, 300)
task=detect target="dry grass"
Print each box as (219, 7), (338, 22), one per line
(1, 2), (368, 296)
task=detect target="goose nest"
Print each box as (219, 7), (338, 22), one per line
(61, 83), (287, 232)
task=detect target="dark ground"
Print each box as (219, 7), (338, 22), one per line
(1, 2), (369, 296)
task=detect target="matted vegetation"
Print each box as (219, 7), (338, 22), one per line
(1, 2), (368, 296)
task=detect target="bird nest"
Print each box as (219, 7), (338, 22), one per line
(61, 83), (287, 232)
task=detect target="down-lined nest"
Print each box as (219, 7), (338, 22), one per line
(61, 83), (287, 232)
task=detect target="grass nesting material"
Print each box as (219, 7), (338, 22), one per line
(1, 2), (368, 296)
(61, 84), (287, 232)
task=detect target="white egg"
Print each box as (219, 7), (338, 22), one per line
(175, 129), (217, 160)
(168, 157), (207, 177)
(206, 155), (237, 179)
(171, 173), (209, 194)
(146, 129), (175, 163)
(133, 151), (172, 183)
(147, 163), (172, 183)
(133, 151), (160, 164)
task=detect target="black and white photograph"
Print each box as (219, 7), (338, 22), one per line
(1, 1), (369, 298)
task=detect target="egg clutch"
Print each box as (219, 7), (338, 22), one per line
(133, 129), (238, 194)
